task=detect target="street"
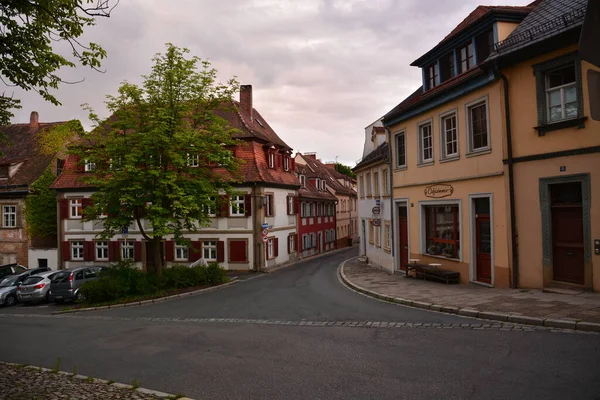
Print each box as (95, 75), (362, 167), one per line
(2, 248), (600, 399)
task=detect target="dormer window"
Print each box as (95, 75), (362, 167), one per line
(458, 42), (475, 73)
(268, 152), (275, 168)
(300, 175), (305, 187)
(440, 52), (456, 82)
(322, 180), (326, 191)
(427, 63), (439, 89)
(84, 159), (95, 172)
(283, 156), (290, 171)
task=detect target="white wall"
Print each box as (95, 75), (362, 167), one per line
(28, 249), (59, 270)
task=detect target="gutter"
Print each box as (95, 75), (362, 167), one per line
(385, 128), (396, 272)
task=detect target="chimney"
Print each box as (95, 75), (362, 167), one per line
(30, 111), (39, 132)
(240, 85), (253, 121)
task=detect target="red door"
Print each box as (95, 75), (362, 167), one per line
(551, 182), (584, 285)
(475, 215), (492, 284)
(398, 207), (409, 271)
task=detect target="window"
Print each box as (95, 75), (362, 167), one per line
(366, 172), (372, 196)
(383, 169), (389, 195)
(265, 194), (274, 217)
(475, 29), (494, 64)
(203, 241), (217, 261)
(300, 175), (306, 187)
(384, 222), (391, 250)
(267, 238), (275, 259)
(424, 205), (460, 259)
(546, 65), (578, 123)
(2, 205), (16, 228)
(284, 156), (290, 171)
(70, 199), (82, 219)
(374, 225), (381, 247)
(175, 244), (189, 261)
(204, 197), (216, 217)
(288, 234), (296, 253)
(395, 132), (406, 168)
(368, 220), (374, 244)
(322, 180), (326, 191)
(427, 63), (439, 89)
(268, 152), (275, 168)
(287, 196), (294, 215)
(121, 240), (135, 260)
(359, 175), (365, 198)
(467, 100), (489, 152)
(84, 159), (95, 172)
(71, 241), (84, 260)
(95, 241), (108, 261)
(56, 159), (65, 176)
(459, 42), (475, 73)
(441, 112), (458, 159)
(188, 153), (199, 167)
(440, 52), (455, 82)
(418, 122), (433, 164)
(230, 195), (245, 216)
(374, 171), (379, 196)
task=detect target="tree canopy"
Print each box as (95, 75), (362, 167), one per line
(77, 44), (241, 273)
(26, 166), (58, 240)
(0, 0), (117, 127)
(334, 162), (356, 179)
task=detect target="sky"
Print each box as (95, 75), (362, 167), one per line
(9, 0), (532, 166)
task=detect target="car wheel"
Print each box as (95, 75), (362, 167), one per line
(75, 291), (86, 302)
(5, 295), (16, 307)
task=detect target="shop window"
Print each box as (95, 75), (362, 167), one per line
(424, 205), (460, 259)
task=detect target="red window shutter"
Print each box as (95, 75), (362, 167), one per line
(274, 237), (279, 257)
(290, 158), (295, 171)
(276, 154), (283, 168)
(108, 241), (116, 262)
(294, 196), (300, 215)
(81, 198), (93, 219)
(165, 241), (174, 261)
(286, 196), (291, 215)
(189, 241), (202, 262)
(217, 240), (225, 262)
(84, 241), (94, 261)
(60, 199), (69, 220)
(134, 241), (142, 262)
(217, 195), (229, 217)
(62, 241), (71, 261)
(244, 194), (252, 217)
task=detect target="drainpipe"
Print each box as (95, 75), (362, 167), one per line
(252, 183), (260, 272)
(500, 73), (519, 289)
(385, 127), (395, 273)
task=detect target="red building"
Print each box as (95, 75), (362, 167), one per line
(295, 163), (337, 258)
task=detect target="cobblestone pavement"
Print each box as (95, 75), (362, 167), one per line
(0, 363), (181, 400)
(343, 257), (600, 325)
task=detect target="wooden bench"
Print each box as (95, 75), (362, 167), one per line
(406, 263), (460, 284)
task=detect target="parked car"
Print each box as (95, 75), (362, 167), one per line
(0, 275), (21, 307)
(48, 266), (108, 303)
(0, 264), (27, 280)
(16, 270), (58, 304)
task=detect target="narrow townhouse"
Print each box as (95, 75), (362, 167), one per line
(383, 3), (538, 287)
(51, 85), (301, 271)
(353, 119), (394, 272)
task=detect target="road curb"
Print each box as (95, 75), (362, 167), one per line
(52, 278), (241, 315)
(264, 244), (358, 274)
(0, 361), (193, 399)
(338, 257), (600, 334)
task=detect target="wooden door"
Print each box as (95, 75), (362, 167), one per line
(398, 207), (408, 271)
(551, 182), (584, 285)
(475, 215), (492, 284)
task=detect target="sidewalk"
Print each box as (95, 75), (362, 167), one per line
(341, 257), (600, 332)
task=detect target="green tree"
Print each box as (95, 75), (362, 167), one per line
(77, 44), (241, 274)
(0, 0), (117, 127)
(334, 162), (356, 179)
(25, 166), (58, 239)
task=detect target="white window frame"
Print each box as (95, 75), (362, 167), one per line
(2, 205), (16, 228)
(204, 197), (216, 217)
(84, 159), (95, 172)
(95, 241), (109, 261)
(374, 171), (379, 196)
(419, 199), (463, 262)
(382, 169), (389, 196)
(203, 241), (217, 261)
(268, 152), (275, 168)
(287, 196), (294, 215)
(395, 131), (407, 169)
(175, 244), (189, 261)
(69, 199), (82, 219)
(288, 234), (296, 253)
(439, 110), (459, 160)
(71, 241), (84, 260)
(121, 240), (135, 261)
(300, 175), (306, 187)
(466, 96), (491, 154)
(265, 194), (274, 217)
(545, 65), (578, 123)
(366, 172), (372, 196)
(230, 195), (245, 217)
(187, 153), (200, 167)
(283, 156), (290, 171)
(418, 120), (433, 164)
(267, 237), (275, 260)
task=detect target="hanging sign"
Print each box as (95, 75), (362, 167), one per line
(424, 184), (454, 199)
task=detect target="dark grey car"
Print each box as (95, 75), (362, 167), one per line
(0, 264), (27, 280)
(48, 266), (107, 303)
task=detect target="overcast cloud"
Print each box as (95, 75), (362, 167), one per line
(9, 0), (531, 166)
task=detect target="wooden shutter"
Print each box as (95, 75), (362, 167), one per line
(276, 154), (283, 169)
(294, 196), (300, 215)
(217, 195), (229, 217)
(189, 241), (202, 262)
(290, 158), (295, 171)
(244, 194), (252, 217)
(60, 199), (69, 220)
(62, 241), (71, 261)
(274, 237), (279, 257)
(134, 241), (142, 262)
(81, 198), (92, 219)
(84, 241), (94, 261)
(165, 241), (174, 261)
(108, 241), (116, 262)
(217, 240), (225, 262)
(286, 196), (291, 215)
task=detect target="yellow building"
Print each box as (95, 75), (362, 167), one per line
(382, 5), (538, 287)
(492, 0), (600, 291)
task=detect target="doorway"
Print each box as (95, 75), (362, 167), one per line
(398, 206), (408, 271)
(473, 198), (492, 284)
(550, 182), (584, 285)
(38, 259), (48, 269)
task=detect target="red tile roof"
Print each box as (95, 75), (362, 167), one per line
(296, 164), (337, 201)
(296, 153), (356, 198)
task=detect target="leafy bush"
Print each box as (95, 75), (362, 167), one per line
(80, 261), (229, 304)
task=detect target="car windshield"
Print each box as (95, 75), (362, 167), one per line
(0, 276), (18, 287)
(51, 272), (70, 283)
(22, 276), (43, 285)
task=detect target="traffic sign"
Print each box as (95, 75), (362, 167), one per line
(373, 218), (381, 227)
(262, 236), (269, 243)
(261, 223), (269, 229)
(262, 229), (269, 236)
(372, 206), (381, 215)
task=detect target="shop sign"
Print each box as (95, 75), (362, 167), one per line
(424, 184), (454, 199)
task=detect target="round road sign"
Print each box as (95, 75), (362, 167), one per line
(262, 236), (269, 243)
(262, 229), (269, 235)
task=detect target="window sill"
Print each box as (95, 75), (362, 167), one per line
(439, 156), (460, 164)
(417, 161), (434, 168)
(384, 247), (391, 253)
(424, 253), (461, 262)
(466, 148), (491, 158)
(535, 116), (587, 136)
(394, 166), (407, 172)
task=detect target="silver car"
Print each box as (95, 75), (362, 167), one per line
(48, 266), (107, 303)
(0, 275), (21, 307)
(17, 270), (58, 304)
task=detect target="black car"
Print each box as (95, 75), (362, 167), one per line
(0, 264), (27, 280)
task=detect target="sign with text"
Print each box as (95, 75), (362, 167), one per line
(424, 184), (454, 199)
(372, 206), (381, 215)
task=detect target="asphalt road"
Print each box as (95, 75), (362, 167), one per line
(2, 247), (600, 399)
